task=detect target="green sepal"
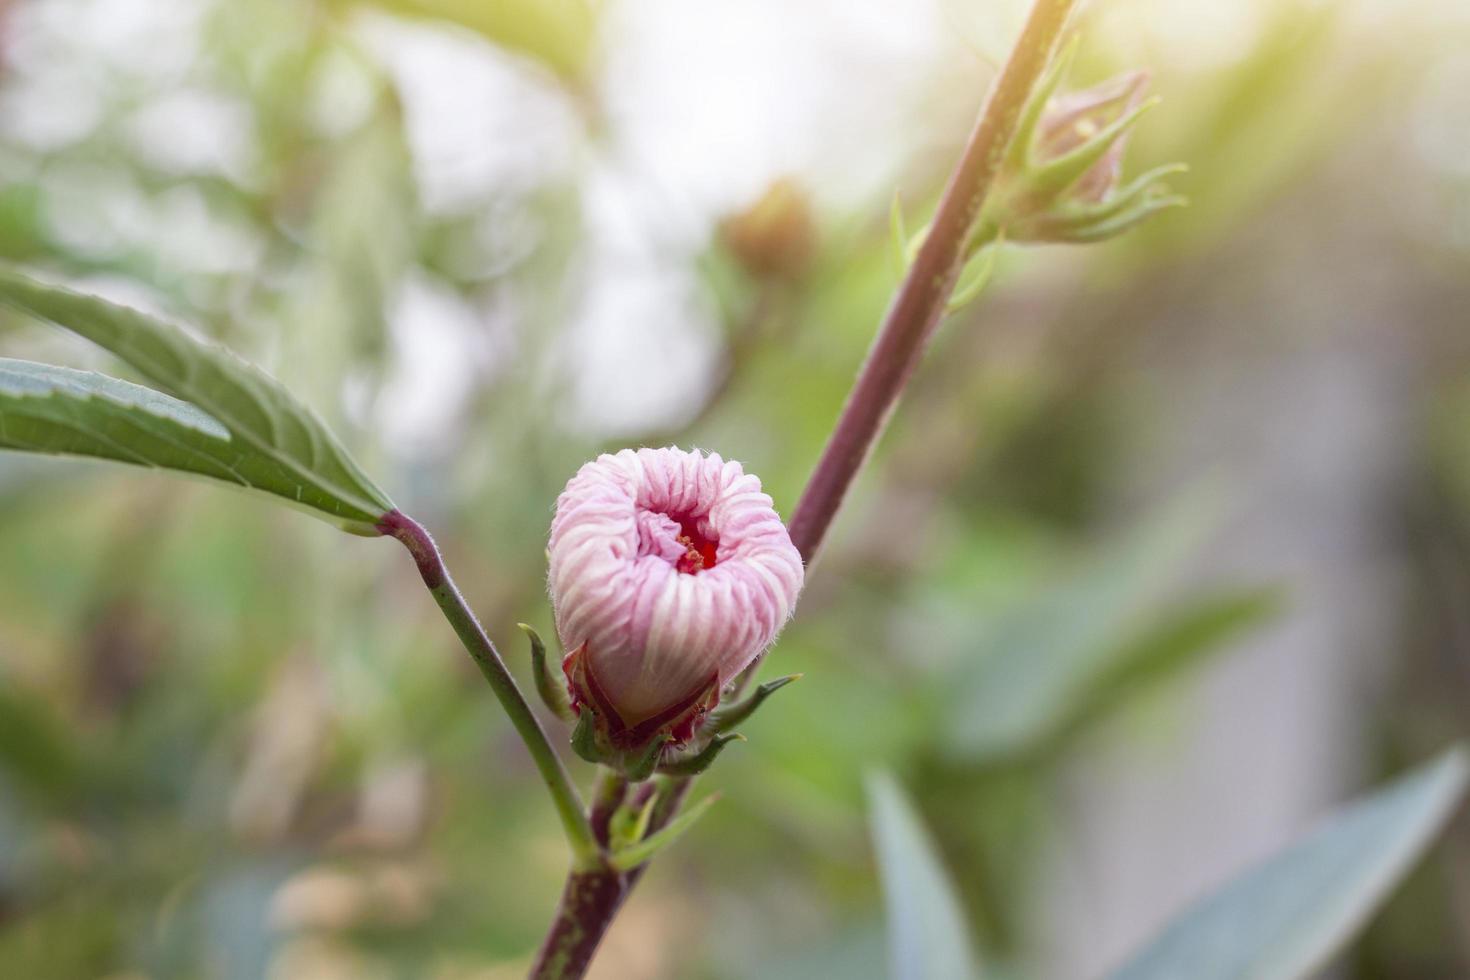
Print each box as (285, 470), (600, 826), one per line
(1103, 161), (1190, 210)
(1027, 162), (1187, 243)
(624, 734), (670, 783)
(709, 673), (801, 733)
(1054, 191), (1188, 243)
(517, 623), (575, 722)
(608, 792), (721, 872)
(567, 707), (677, 781)
(571, 708), (602, 765)
(1060, 161), (1188, 222)
(1029, 95), (1159, 194)
(1007, 33), (1080, 169)
(658, 732), (745, 777)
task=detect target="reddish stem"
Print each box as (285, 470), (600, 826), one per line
(787, 0), (1076, 565)
(530, 869), (628, 980)
(529, 778), (692, 980)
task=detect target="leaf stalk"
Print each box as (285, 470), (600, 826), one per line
(377, 509), (599, 870)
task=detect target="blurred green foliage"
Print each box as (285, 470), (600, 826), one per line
(1, 0), (1469, 977)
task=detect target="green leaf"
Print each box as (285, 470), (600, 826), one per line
(867, 771), (981, 980)
(1109, 747), (1469, 980)
(941, 487), (1228, 763)
(0, 268), (394, 534)
(0, 358), (229, 444)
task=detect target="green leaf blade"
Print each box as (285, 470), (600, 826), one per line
(0, 358), (364, 526)
(0, 357), (236, 473)
(0, 268), (394, 533)
(1109, 747), (1470, 980)
(867, 771), (982, 980)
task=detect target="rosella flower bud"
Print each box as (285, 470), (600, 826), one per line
(1034, 70), (1151, 204)
(980, 42), (1186, 245)
(718, 178), (818, 282)
(548, 448), (803, 761)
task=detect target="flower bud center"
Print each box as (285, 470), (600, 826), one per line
(674, 519), (719, 575)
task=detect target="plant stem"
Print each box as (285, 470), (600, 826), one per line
(525, 0), (1077, 973)
(530, 868), (627, 980)
(590, 770), (629, 847)
(377, 509), (600, 871)
(786, 0), (1076, 565)
(529, 776), (693, 980)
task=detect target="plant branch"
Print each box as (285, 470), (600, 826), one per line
(786, 0), (1077, 565)
(377, 509), (599, 870)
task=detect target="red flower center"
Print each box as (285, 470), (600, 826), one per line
(674, 516), (719, 575)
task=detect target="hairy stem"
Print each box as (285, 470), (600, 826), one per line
(378, 509), (599, 870)
(786, 0), (1076, 565)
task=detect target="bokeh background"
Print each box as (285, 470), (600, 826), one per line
(1, 0), (1469, 976)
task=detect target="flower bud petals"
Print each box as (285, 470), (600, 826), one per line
(548, 448), (804, 745)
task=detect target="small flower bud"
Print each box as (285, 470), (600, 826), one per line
(982, 43), (1186, 245)
(1034, 70), (1151, 204)
(548, 448), (804, 759)
(718, 179), (818, 282)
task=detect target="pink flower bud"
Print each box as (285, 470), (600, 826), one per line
(1034, 70), (1151, 204)
(977, 51), (1185, 246)
(548, 448), (804, 749)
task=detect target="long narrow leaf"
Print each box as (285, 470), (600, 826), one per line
(867, 771), (981, 980)
(1109, 747), (1469, 980)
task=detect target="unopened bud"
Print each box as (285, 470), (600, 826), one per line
(1035, 70), (1151, 204)
(719, 179), (818, 281)
(983, 42), (1185, 244)
(548, 448), (804, 767)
